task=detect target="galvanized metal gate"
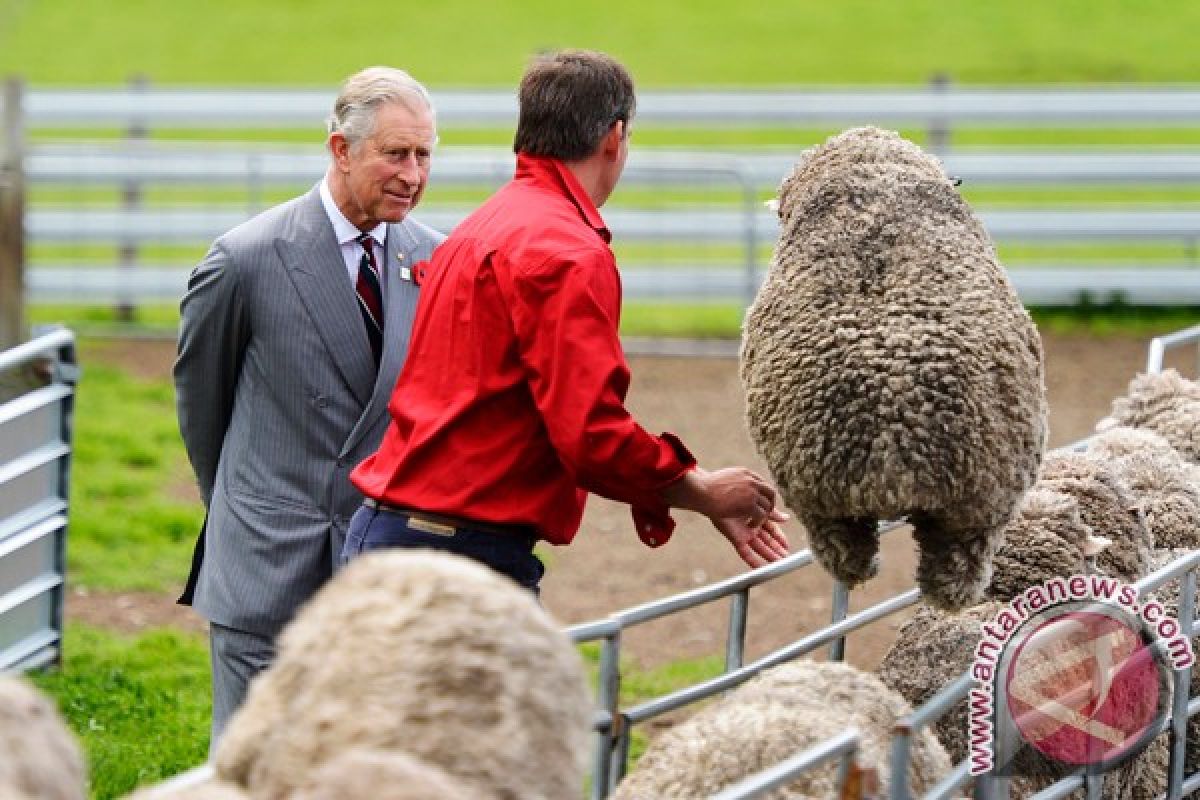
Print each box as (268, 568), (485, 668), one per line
(0, 327), (77, 672)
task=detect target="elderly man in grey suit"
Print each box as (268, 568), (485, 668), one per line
(174, 66), (444, 745)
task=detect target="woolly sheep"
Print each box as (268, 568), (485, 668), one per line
(987, 487), (1107, 602)
(1099, 369), (1200, 463)
(1038, 452), (1150, 583)
(1087, 425), (1178, 462)
(0, 676), (86, 800)
(215, 551), (592, 800)
(741, 126), (1047, 611)
(289, 750), (484, 800)
(877, 602), (1001, 762)
(612, 659), (950, 799)
(1109, 450), (1200, 550)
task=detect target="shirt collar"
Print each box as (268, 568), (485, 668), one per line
(514, 153), (611, 244)
(319, 177), (388, 248)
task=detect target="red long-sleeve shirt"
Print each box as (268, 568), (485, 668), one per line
(350, 154), (696, 546)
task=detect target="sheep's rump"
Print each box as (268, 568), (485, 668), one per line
(742, 127), (1045, 528)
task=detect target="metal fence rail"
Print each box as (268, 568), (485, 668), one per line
(11, 84), (1200, 312)
(28, 142), (1200, 186)
(0, 327), (77, 672)
(19, 86), (1200, 129)
(22, 140), (1200, 308)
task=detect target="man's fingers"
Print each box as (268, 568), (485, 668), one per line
(748, 527), (787, 561)
(738, 543), (767, 569)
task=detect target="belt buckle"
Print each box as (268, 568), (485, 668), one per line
(405, 515), (457, 538)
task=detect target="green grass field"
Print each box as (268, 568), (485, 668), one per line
(4, 0), (1200, 86)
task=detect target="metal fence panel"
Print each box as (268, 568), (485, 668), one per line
(0, 328), (77, 673)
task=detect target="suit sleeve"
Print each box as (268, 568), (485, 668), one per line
(504, 247), (696, 546)
(174, 240), (250, 507)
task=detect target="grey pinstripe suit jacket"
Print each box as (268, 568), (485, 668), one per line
(174, 186), (444, 637)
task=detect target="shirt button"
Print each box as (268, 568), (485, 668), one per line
(647, 537), (658, 545)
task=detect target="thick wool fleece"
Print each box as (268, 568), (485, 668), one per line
(613, 660), (950, 799)
(1038, 452), (1150, 583)
(215, 551), (592, 800)
(1110, 450), (1200, 550)
(877, 602), (1004, 762)
(1087, 426), (1178, 462)
(987, 488), (1099, 601)
(288, 750), (485, 800)
(741, 126), (1046, 611)
(0, 677), (86, 800)
(1100, 369), (1200, 463)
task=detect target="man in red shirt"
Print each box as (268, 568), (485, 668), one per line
(345, 50), (789, 590)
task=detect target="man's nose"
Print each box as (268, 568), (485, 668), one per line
(395, 155), (421, 184)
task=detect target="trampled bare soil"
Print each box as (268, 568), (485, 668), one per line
(69, 330), (1198, 672)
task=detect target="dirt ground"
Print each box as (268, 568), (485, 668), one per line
(67, 330), (1199, 671)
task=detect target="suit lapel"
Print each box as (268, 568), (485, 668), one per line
(277, 189), (376, 408)
(342, 219), (425, 455)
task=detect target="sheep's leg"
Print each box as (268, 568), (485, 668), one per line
(911, 514), (1001, 611)
(804, 514), (880, 587)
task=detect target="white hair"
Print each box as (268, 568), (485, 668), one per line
(327, 66), (437, 146)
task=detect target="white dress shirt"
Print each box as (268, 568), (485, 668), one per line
(319, 178), (387, 290)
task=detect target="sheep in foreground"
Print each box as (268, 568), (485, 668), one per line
(0, 676), (86, 800)
(215, 551), (592, 800)
(613, 660), (950, 799)
(1037, 452), (1150, 583)
(741, 126), (1047, 611)
(1099, 369), (1200, 463)
(987, 487), (1108, 602)
(289, 750), (484, 800)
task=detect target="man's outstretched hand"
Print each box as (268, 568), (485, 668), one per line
(714, 509), (790, 568)
(662, 467), (792, 567)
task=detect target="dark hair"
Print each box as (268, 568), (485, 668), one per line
(513, 49), (636, 161)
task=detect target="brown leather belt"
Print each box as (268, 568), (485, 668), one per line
(361, 497), (537, 545)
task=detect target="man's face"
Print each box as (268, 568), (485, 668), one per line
(330, 101), (435, 230)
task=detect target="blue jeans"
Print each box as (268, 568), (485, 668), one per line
(339, 504), (545, 593)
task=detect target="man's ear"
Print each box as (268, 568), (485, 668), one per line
(329, 132), (351, 172)
(602, 120), (625, 159)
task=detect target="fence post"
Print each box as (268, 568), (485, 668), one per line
(927, 72), (952, 155)
(0, 76), (25, 350)
(117, 73), (150, 323)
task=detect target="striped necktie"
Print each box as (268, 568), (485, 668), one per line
(354, 233), (384, 366)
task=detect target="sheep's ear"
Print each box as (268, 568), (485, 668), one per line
(764, 196), (781, 217)
(1082, 534), (1112, 557)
